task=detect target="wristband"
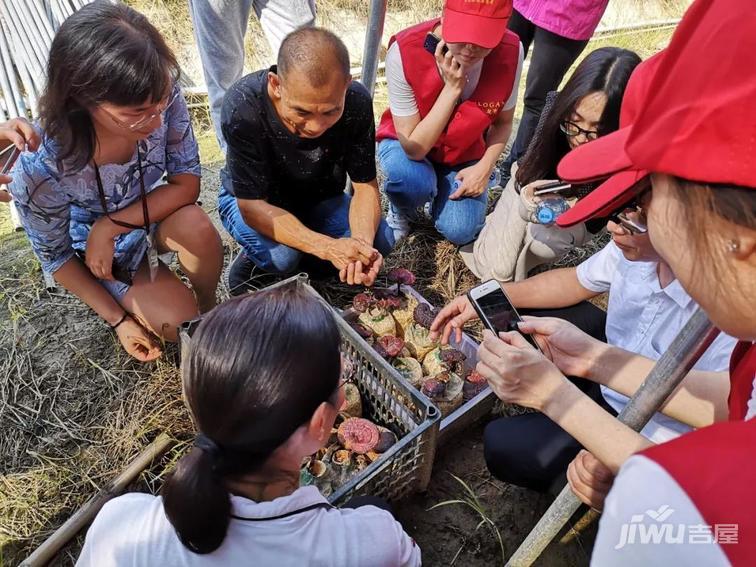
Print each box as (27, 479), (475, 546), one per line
(111, 312), (130, 329)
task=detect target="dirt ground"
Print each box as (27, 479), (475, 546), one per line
(0, 162), (606, 566)
(396, 423), (598, 567)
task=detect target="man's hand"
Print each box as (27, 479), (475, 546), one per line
(567, 450), (614, 510)
(324, 237), (378, 271)
(450, 161), (491, 200)
(339, 253), (383, 287)
(85, 217), (120, 280)
(429, 294), (479, 344)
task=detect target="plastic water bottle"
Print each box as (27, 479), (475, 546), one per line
(533, 196), (571, 226)
(452, 168), (502, 192)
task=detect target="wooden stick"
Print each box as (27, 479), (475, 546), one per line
(20, 433), (174, 567)
(559, 509), (600, 544)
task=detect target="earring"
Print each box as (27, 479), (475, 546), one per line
(727, 239), (740, 254)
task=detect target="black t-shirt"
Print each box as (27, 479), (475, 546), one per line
(220, 67), (377, 214)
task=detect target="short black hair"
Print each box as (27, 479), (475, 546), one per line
(277, 27), (350, 87)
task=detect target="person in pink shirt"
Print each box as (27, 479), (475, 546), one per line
(501, 0), (609, 183)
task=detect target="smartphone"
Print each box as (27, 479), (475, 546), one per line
(615, 210), (648, 235)
(534, 182), (572, 196)
(467, 280), (542, 351)
(423, 32), (448, 56)
(0, 145), (20, 178)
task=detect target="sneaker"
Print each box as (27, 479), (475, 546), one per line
(386, 203), (411, 244)
(227, 252), (255, 296)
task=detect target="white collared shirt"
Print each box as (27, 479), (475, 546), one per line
(77, 487), (421, 567)
(577, 241), (737, 443)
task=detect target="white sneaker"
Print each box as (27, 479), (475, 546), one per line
(387, 203), (411, 244)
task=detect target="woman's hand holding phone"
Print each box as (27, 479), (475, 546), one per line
(435, 40), (466, 96)
(516, 316), (606, 379)
(476, 328), (568, 412)
(429, 294), (479, 344)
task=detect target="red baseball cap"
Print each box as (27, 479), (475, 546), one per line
(442, 0), (512, 49)
(556, 0), (756, 227)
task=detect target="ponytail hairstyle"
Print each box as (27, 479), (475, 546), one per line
(38, 0), (179, 172)
(161, 287), (342, 554)
(516, 47), (641, 186)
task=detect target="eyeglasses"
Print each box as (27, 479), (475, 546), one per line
(560, 120), (600, 142)
(100, 90), (180, 131)
(612, 179), (652, 234)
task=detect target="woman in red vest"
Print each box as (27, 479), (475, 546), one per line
(474, 0), (755, 563)
(376, 0), (522, 246)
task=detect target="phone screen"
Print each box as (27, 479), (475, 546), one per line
(474, 287), (521, 334)
(468, 283), (542, 351)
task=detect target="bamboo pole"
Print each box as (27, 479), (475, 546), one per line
(4, 0), (46, 92)
(505, 308), (720, 567)
(1, 3), (45, 96)
(0, 40), (20, 118)
(28, 0), (56, 46)
(0, 22), (27, 117)
(20, 433), (174, 567)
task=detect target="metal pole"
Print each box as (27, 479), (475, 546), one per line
(359, 0), (387, 98)
(505, 308), (719, 567)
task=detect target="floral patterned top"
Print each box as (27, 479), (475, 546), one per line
(9, 86), (200, 291)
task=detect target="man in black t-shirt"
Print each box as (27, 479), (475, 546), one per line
(217, 28), (394, 294)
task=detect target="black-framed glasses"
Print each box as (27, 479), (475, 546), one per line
(560, 120), (599, 142)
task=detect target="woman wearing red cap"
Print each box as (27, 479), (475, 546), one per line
(376, 0), (523, 246)
(475, 0), (755, 563)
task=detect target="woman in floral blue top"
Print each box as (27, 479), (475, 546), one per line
(7, 1), (223, 361)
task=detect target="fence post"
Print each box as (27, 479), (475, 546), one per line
(505, 307), (720, 567)
(359, 0), (387, 97)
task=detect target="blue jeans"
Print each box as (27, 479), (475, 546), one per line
(189, 0), (316, 151)
(218, 187), (395, 274)
(377, 139), (488, 246)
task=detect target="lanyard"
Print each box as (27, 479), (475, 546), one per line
(93, 144), (150, 233)
(231, 502), (334, 522)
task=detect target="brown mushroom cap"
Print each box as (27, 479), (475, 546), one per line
(337, 417), (380, 454)
(421, 378), (446, 398)
(377, 335), (405, 358)
(413, 303), (437, 329)
(387, 268), (416, 286)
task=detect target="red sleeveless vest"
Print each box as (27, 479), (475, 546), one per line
(727, 341), (755, 420)
(376, 19), (520, 166)
(727, 341), (756, 421)
(641, 419), (756, 566)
